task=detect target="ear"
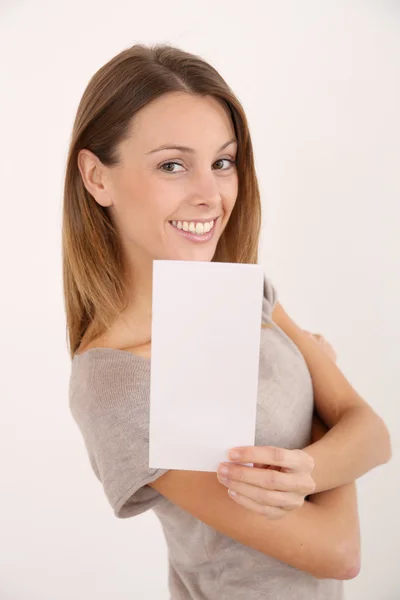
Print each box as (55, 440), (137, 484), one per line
(77, 149), (113, 208)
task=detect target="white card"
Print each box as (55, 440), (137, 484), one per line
(149, 260), (264, 472)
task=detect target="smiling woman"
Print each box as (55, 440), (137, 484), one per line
(75, 91), (240, 271)
(64, 42), (390, 600)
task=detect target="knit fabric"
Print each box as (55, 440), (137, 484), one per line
(69, 276), (344, 599)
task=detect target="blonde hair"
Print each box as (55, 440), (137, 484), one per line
(62, 43), (267, 359)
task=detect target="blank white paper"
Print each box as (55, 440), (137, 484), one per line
(149, 260), (264, 472)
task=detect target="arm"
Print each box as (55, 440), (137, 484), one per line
(149, 436), (361, 581)
(303, 406), (389, 493)
(272, 302), (392, 493)
(307, 410), (361, 579)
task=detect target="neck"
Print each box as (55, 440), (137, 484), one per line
(117, 254), (154, 345)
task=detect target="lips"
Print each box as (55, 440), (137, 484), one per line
(168, 217), (218, 243)
(168, 217), (219, 224)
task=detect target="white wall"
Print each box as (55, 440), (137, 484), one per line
(1, 1), (399, 598)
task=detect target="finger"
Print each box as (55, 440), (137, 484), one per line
(253, 463), (283, 471)
(218, 476), (305, 511)
(317, 336), (337, 361)
(323, 342), (337, 361)
(228, 446), (314, 473)
(219, 463), (315, 495)
(225, 489), (289, 519)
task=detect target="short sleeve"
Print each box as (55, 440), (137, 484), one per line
(70, 351), (168, 519)
(262, 275), (279, 319)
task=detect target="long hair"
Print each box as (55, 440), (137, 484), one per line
(62, 43), (270, 360)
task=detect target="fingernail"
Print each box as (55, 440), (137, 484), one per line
(218, 476), (229, 484)
(228, 450), (241, 460)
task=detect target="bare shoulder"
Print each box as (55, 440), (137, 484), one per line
(76, 333), (151, 360)
(75, 339), (105, 355)
(121, 342), (151, 359)
(75, 316), (152, 359)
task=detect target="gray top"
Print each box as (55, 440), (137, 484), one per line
(69, 276), (344, 599)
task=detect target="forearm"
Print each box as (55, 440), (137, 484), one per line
(303, 406), (391, 493)
(259, 481), (361, 580)
(275, 412), (361, 580)
(307, 482), (361, 579)
(245, 416), (359, 579)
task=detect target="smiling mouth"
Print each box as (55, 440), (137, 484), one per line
(168, 217), (219, 224)
(168, 217), (219, 242)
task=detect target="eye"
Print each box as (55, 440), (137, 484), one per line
(159, 161), (185, 173)
(159, 158), (237, 174)
(213, 158), (236, 171)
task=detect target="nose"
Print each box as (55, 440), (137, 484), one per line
(190, 171), (221, 209)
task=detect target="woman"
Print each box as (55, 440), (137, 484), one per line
(65, 43), (391, 599)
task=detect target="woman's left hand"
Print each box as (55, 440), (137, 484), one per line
(304, 330), (337, 362)
(217, 446), (316, 519)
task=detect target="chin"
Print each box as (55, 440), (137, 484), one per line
(170, 246), (216, 263)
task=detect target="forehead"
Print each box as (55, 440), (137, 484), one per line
(127, 92), (235, 149)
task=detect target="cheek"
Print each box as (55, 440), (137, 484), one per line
(225, 181), (239, 214)
(112, 174), (159, 218)
(114, 186), (179, 244)
(134, 175), (180, 217)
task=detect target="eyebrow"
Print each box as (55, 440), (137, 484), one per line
(146, 137), (238, 155)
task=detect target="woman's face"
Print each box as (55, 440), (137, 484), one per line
(85, 92), (239, 267)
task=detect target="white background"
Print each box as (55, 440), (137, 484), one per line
(1, 1), (399, 598)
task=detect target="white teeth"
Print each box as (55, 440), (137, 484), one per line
(170, 219), (215, 236)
